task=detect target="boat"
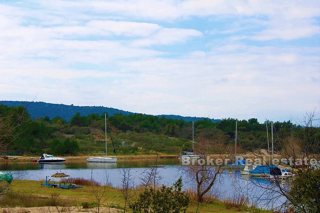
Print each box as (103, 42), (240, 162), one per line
(180, 151), (200, 162)
(87, 113), (117, 163)
(87, 156), (117, 163)
(0, 171), (13, 184)
(42, 176), (81, 189)
(38, 153), (65, 163)
(249, 165), (282, 177)
(270, 167), (294, 179)
(180, 121), (200, 162)
(227, 121), (245, 169)
(241, 164), (256, 175)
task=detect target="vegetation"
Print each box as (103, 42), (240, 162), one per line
(130, 178), (190, 213)
(0, 180), (269, 212)
(289, 169), (320, 213)
(0, 104), (320, 156)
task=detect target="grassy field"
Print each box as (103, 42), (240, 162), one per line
(0, 180), (270, 213)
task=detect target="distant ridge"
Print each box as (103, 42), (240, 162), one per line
(0, 101), (219, 122)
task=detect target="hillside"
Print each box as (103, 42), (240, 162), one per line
(1, 103), (319, 156)
(0, 101), (219, 122)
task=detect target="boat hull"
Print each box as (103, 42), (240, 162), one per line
(38, 159), (65, 163)
(87, 157), (117, 163)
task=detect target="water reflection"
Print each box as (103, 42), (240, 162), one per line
(87, 162), (117, 169)
(39, 163), (66, 170)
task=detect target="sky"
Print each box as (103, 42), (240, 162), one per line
(0, 0), (319, 123)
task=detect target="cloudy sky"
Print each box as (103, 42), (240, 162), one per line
(0, 0), (319, 122)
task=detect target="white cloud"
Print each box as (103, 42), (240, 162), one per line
(132, 28), (202, 47)
(0, 0), (319, 121)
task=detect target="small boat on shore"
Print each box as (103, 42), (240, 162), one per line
(38, 153), (65, 163)
(0, 171), (13, 183)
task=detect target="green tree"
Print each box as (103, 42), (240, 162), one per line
(289, 169), (320, 213)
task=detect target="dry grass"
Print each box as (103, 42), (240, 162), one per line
(223, 195), (249, 211)
(60, 178), (100, 186)
(0, 180), (271, 213)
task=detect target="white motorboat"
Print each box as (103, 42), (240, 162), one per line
(38, 153), (65, 163)
(180, 151), (200, 162)
(270, 167), (294, 179)
(87, 113), (117, 163)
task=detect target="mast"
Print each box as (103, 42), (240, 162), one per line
(192, 121), (195, 151)
(235, 120), (238, 157)
(266, 121), (270, 164)
(271, 122), (274, 162)
(105, 113), (107, 156)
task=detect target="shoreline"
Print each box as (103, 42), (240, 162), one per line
(0, 154), (179, 163)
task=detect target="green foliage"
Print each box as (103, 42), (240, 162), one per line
(130, 178), (190, 213)
(49, 139), (79, 155)
(289, 169), (320, 213)
(1, 104), (320, 155)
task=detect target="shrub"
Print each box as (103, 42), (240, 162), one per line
(130, 178), (189, 213)
(289, 169), (320, 213)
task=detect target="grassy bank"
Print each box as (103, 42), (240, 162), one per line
(0, 180), (270, 213)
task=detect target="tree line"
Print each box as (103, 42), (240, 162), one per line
(0, 104), (319, 155)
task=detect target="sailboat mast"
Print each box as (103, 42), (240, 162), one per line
(192, 121), (195, 151)
(105, 113), (107, 156)
(235, 120), (238, 156)
(266, 121), (270, 164)
(271, 122), (274, 162)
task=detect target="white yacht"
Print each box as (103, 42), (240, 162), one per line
(87, 113), (117, 163)
(38, 153), (65, 163)
(180, 151), (200, 162)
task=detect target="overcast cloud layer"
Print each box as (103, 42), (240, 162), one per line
(0, 0), (319, 122)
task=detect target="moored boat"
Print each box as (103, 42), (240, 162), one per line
(249, 165), (281, 177)
(87, 156), (117, 163)
(38, 153), (65, 163)
(180, 151), (200, 162)
(241, 164), (256, 175)
(86, 113), (117, 163)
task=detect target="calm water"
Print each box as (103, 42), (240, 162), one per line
(1, 160), (286, 210)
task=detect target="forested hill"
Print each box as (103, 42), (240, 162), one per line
(1, 103), (319, 155)
(0, 101), (131, 121)
(0, 101), (219, 122)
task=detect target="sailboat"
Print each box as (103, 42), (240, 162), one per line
(87, 114), (117, 163)
(228, 121), (245, 169)
(180, 121), (200, 161)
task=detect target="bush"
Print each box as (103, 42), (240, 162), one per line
(130, 178), (189, 213)
(289, 169), (320, 213)
(82, 202), (97, 209)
